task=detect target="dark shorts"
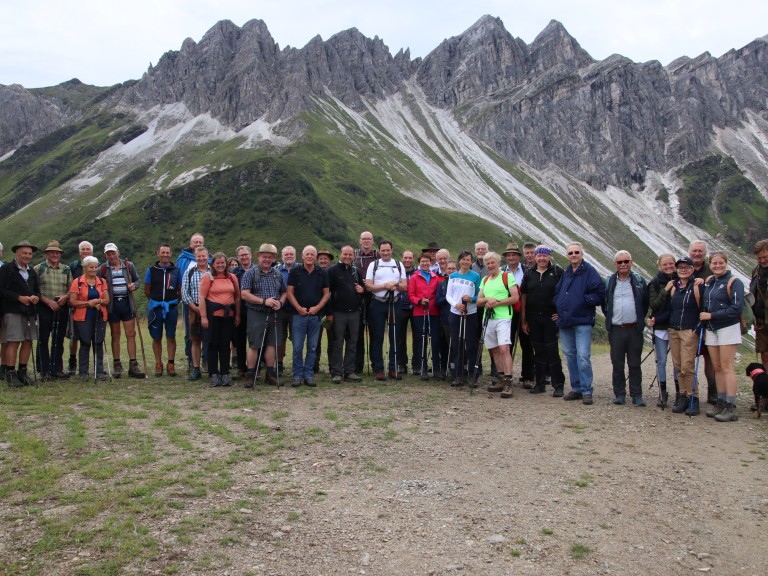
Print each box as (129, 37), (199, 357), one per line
(148, 305), (179, 341)
(0, 313), (38, 343)
(248, 308), (282, 349)
(108, 296), (135, 323)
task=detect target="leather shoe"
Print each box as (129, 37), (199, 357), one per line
(563, 391), (583, 401)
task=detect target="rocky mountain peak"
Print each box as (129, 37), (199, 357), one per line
(528, 19), (593, 72)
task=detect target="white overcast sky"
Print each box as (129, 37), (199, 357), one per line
(1, 0), (766, 88)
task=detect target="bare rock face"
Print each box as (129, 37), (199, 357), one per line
(0, 84), (65, 154)
(121, 19), (415, 128)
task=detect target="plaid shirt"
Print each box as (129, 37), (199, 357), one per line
(182, 266), (208, 305)
(34, 261), (72, 299)
(241, 266), (286, 311)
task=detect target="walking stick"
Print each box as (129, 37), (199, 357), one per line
(420, 302), (429, 380)
(49, 309), (61, 378)
(387, 292), (399, 379)
(254, 310), (271, 378)
(472, 309), (493, 394)
(688, 326), (705, 418)
(124, 256), (148, 379)
(273, 311), (281, 390)
(28, 315), (39, 384)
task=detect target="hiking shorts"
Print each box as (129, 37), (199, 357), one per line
(108, 296), (135, 323)
(705, 323), (741, 346)
(148, 305), (178, 341)
(247, 309), (282, 349)
(484, 318), (512, 349)
(0, 313), (38, 343)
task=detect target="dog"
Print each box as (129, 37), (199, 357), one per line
(746, 363), (768, 418)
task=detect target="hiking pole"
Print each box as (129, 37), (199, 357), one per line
(273, 311), (281, 390)
(390, 295), (399, 379)
(472, 309), (493, 394)
(254, 310), (270, 380)
(99, 317), (113, 383)
(362, 303), (371, 375)
(626, 344), (656, 383)
(135, 314), (149, 379)
(510, 316), (520, 379)
(688, 326), (705, 418)
(420, 302), (429, 380)
(50, 309), (61, 378)
(28, 315), (39, 384)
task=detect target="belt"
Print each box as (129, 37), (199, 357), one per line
(115, 296), (128, 301)
(373, 295), (399, 303)
(613, 323), (637, 328)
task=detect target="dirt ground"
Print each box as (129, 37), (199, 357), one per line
(2, 352), (767, 576)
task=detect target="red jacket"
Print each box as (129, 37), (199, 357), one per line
(408, 270), (442, 317)
(69, 276), (108, 321)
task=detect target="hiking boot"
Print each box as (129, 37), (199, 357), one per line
(305, 378), (316, 387)
(656, 390), (669, 408)
(344, 374), (362, 383)
(420, 369), (430, 381)
(97, 372), (109, 381)
(187, 367), (201, 381)
(552, 386), (564, 398)
(632, 396), (647, 407)
(79, 373), (90, 381)
(671, 393), (688, 413)
(563, 390), (583, 401)
(582, 393), (594, 405)
(128, 360), (145, 378)
(331, 375), (342, 384)
(154, 361), (164, 377)
(220, 374), (231, 387)
(500, 384), (514, 398)
(210, 374), (222, 387)
(17, 369), (33, 386)
(521, 380), (534, 390)
(265, 372), (279, 386)
(487, 383), (504, 393)
(166, 363), (176, 377)
(714, 402), (738, 422)
(244, 371), (256, 388)
(53, 370), (70, 379)
(375, 372), (386, 382)
(388, 371), (402, 381)
(706, 398), (726, 418)
(612, 395), (626, 405)
(40, 372), (51, 382)
(684, 396), (700, 416)
(291, 380), (302, 387)
(529, 383), (546, 394)
(451, 378), (463, 387)
(6, 370), (24, 388)
(113, 360), (123, 378)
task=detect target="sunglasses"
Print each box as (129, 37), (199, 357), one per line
(567, 250), (581, 256)
(615, 260), (630, 265)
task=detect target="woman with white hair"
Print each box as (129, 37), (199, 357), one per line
(69, 255), (109, 380)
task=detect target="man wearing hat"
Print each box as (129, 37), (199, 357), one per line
(423, 242), (439, 271)
(99, 243), (144, 378)
(314, 248), (335, 373)
(0, 240), (41, 387)
(34, 241), (72, 380)
(240, 243), (287, 387)
(501, 242), (535, 387)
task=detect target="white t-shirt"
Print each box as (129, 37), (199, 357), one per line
(366, 259), (404, 299)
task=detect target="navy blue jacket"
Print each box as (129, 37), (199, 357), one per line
(667, 280), (702, 331)
(553, 261), (605, 329)
(602, 271), (649, 335)
(703, 271), (744, 331)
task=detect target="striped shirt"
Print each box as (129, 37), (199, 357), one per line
(182, 266), (208, 305)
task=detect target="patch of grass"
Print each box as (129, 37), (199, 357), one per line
(569, 473), (594, 488)
(570, 543), (592, 560)
(541, 528), (554, 536)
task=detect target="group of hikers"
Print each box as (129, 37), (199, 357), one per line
(1, 233), (766, 422)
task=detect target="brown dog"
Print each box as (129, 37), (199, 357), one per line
(746, 363), (768, 418)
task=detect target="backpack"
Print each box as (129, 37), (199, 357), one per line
(482, 271), (522, 313)
(705, 275), (755, 334)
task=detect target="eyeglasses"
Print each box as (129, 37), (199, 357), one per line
(677, 265), (693, 271)
(615, 260), (630, 265)
(567, 251), (581, 256)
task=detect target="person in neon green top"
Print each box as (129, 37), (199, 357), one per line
(477, 252), (519, 398)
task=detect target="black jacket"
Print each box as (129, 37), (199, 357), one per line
(602, 271), (649, 335)
(0, 260), (40, 316)
(328, 262), (363, 314)
(520, 263), (563, 316)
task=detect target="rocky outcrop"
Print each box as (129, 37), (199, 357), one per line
(0, 84), (65, 155)
(121, 19), (416, 129)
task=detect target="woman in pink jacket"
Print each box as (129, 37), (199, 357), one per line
(408, 253), (443, 380)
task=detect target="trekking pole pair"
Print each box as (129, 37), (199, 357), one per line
(472, 309), (493, 395)
(420, 302), (432, 381)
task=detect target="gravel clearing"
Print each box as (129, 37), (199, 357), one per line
(2, 353), (767, 575)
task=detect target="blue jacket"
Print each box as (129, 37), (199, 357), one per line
(602, 271), (649, 335)
(554, 261), (605, 329)
(175, 248), (195, 278)
(667, 280), (703, 331)
(702, 271), (744, 331)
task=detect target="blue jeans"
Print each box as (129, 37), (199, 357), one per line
(653, 333), (677, 384)
(559, 324), (593, 394)
(291, 314), (321, 381)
